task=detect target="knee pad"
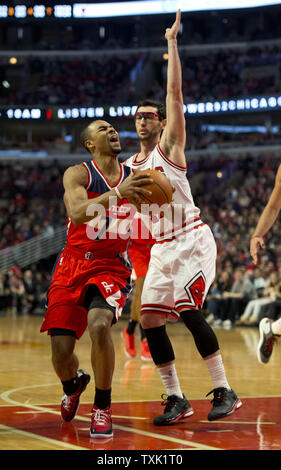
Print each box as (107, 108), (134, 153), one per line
(144, 325), (175, 365)
(180, 309), (219, 358)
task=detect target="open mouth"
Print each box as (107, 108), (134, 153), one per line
(109, 134), (119, 143)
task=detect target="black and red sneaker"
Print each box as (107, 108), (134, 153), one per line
(61, 369), (90, 422)
(153, 394), (194, 426)
(257, 317), (280, 364)
(207, 387), (242, 421)
(90, 406), (113, 438)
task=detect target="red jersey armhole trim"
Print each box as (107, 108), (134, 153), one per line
(81, 162), (91, 189)
(157, 144), (187, 171)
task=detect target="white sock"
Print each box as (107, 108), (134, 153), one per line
(204, 353), (231, 390)
(272, 318), (281, 336)
(158, 363), (183, 398)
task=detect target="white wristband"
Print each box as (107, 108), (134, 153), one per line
(114, 186), (122, 199)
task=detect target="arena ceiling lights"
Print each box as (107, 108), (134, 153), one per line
(72, 0), (281, 18)
(1, 1), (281, 18)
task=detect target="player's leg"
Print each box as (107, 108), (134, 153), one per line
(179, 308), (242, 420)
(88, 307), (115, 438)
(86, 284), (121, 438)
(51, 329), (90, 422)
(88, 307), (115, 392)
(130, 276), (151, 360)
(142, 312), (194, 425)
(140, 252), (193, 425)
(51, 329), (78, 381)
(175, 226), (242, 421)
(124, 243), (152, 359)
(123, 277), (144, 358)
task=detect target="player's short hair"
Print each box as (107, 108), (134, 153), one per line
(80, 124), (93, 154)
(137, 99), (166, 120)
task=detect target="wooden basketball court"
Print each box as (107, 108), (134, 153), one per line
(1, 314), (281, 451)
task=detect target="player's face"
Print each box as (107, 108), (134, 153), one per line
(88, 120), (121, 155)
(134, 106), (165, 142)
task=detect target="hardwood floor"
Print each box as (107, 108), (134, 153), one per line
(1, 314), (281, 450)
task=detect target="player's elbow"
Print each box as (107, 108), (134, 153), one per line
(68, 207), (85, 226)
(69, 213), (82, 226)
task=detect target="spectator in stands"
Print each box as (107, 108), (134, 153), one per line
(206, 270), (232, 325)
(23, 269), (37, 314)
(0, 270), (11, 315)
(8, 266), (25, 315)
(214, 268), (257, 328)
(237, 270), (279, 325)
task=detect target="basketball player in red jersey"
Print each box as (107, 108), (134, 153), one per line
(40, 119), (153, 438)
(127, 10), (242, 425)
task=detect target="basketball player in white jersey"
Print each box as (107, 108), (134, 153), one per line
(123, 10), (242, 424)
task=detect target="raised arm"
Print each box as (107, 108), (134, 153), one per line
(160, 9), (186, 167)
(250, 164), (281, 264)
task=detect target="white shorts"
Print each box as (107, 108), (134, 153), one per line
(141, 224), (217, 321)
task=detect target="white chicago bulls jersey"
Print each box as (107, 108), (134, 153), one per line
(126, 143), (217, 319)
(125, 143), (202, 241)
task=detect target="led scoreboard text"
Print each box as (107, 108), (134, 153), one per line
(0, 5), (72, 18)
(2, 95), (281, 120)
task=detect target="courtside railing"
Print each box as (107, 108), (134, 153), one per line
(0, 226), (66, 272)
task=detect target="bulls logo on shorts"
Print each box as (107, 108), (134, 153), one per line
(184, 271), (206, 309)
(175, 271), (206, 312)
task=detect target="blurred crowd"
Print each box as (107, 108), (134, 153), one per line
(205, 265), (281, 329)
(0, 264), (50, 316)
(152, 45), (281, 104)
(1, 7), (281, 51)
(2, 126), (281, 157)
(201, 154), (281, 328)
(0, 162), (65, 250)
(0, 153), (281, 322)
(2, 44), (281, 108)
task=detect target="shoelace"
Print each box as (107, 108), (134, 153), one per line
(62, 395), (72, 411)
(93, 409), (111, 426)
(62, 383), (82, 410)
(206, 388), (225, 405)
(160, 394), (178, 411)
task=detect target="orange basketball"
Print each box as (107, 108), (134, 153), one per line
(130, 169), (173, 211)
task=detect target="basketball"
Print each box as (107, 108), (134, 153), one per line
(130, 169), (173, 211)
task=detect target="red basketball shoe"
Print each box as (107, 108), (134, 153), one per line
(90, 406), (113, 438)
(140, 338), (152, 361)
(61, 369), (90, 422)
(123, 327), (137, 358)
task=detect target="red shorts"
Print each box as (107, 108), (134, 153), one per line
(128, 241), (153, 279)
(40, 245), (131, 339)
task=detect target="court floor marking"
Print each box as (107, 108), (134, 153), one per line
(0, 384), (221, 451)
(0, 424), (88, 450)
(200, 420), (275, 425)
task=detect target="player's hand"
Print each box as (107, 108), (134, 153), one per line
(250, 236), (266, 265)
(165, 9), (181, 40)
(117, 173), (152, 200)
